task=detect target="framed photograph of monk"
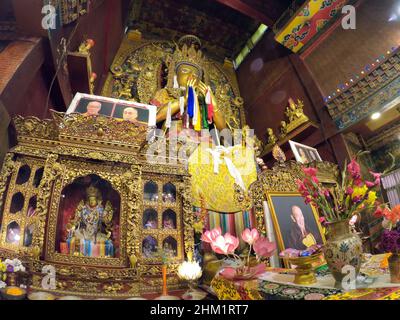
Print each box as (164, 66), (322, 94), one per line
(289, 140), (322, 164)
(266, 192), (325, 255)
(66, 92), (157, 126)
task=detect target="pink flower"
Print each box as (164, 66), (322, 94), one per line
(253, 237), (276, 258)
(346, 187), (354, 195)
(347, 159), (361, 179)
(323, 189), (330, 197)
(304, 196), (312, 204)
(311, 176), (319, 184)
(369, 171), (382, 186)
(303, 167), (318, 177)
(211, 233), (239, 255)
(241, 228), (259, 245)
(201, 227), (222, 244)
(365, 181), (375, 188)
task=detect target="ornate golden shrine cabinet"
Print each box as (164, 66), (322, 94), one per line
(0, 113), (194, 297)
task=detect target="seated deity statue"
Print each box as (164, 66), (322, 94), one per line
(163, 216), (175, 229)
(150, 35), (227, 137)
(144, 218), (157, 229)
(68, 185), (114, 245)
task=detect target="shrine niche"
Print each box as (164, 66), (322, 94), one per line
(0, 112), (194, 297)
(55, 174), (121, 260)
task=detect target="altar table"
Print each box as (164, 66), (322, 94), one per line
(210, 255), (400, 300)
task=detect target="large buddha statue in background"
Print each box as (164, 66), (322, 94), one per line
(150, 35), (227, 133)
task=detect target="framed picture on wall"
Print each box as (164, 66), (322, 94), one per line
(66, 93), (157, 126)
(289, 140), (322, 164)
(266, 192), (325, 255)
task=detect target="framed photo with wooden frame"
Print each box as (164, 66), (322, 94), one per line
(266, 192), (326, 267)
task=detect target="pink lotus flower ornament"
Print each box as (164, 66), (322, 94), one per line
(201, 227), (222, 243)
(253, 237), (276, 258)
(211, 233), (239, 255)
(241, 228), (259, 245)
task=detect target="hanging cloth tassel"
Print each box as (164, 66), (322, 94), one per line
(200, 96), (209, 129)
(165, 102), (172, 128)
(205, 89), (214, 123)
(187, 86), (195, 118)
(192, 89), (198, 125)
(173, 75), (179, 89)
(179, 96), (185, 115)
(193, 90), (202, 131)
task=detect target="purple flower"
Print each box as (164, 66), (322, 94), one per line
(6, 265), (14, 272)
(380, 229), (400, 253)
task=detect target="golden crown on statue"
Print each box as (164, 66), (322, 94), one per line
(169, 35), (205, 77)
(86, 185), (101, 199)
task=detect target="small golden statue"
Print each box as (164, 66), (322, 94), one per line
(279, 120), (288, 138)
(285, 98), (309, 133)
(266, 128), (277, 146)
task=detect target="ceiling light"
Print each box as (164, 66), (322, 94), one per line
(371, 112), (381, 120)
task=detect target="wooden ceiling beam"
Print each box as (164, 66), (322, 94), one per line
(215, 0), (274, 26)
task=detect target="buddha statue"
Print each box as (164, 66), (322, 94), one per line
(150, 35), (227, 135)
(68, 185), (114, 248)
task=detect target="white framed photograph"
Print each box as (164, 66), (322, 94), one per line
(66, 92), (157, 127)
(289, 140), (322, 164)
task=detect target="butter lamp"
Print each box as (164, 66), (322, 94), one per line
(177, 251), (206, 300)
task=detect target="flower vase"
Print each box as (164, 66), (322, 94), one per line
(389, 253), (400, 283)
(323, 219), (363, 287)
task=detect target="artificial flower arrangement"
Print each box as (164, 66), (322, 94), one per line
(201, 227), (276, 280)
(375, 205), (400, 253)
(4, 258), (26, 273)
(374, 205), (400, 282)
(297, 156), (382, 223)
(0, 258), (26, 289)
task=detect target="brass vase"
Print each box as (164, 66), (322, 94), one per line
(323, 219), (363, 287)
(389, 253), (400, 283)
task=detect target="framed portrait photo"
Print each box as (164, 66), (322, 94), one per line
(266, 192), (325, 256)
(289, 140), (322, 164)
(66, 93), (157, 126)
